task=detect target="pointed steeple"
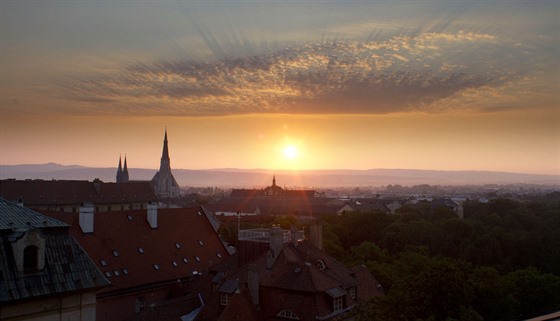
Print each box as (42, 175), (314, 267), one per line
(123, 155), (129, 182)
(116, 155), (123, 182)
(272, 175), (276, 187)
(159, 128), (171, 173)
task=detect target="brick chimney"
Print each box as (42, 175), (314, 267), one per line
(309, 223), (323, 250)
(79, 203), (94, 233)
(266, 226), (283, 269)
(147, 202), (158, 229)
(248, 264), (259, 306)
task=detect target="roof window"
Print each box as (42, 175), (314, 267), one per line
(175, 242), (181, 249)
(195, 256), (201, 262)
(198, 240), (204, 246)
(100, 259), (107, 266)
(113, 250), (119, 257)
(216, 252), (222, 258)
(113, 270), (120, 276)
(122, 268), (129, 275)
(197, 211), (202, 216)
(172, 261), (179, 267)
(277, 309), (300, 320)
(104, 271), (112, 277)
(137, 247), (144, 254)
(127, 215), (133, 221)
(153, 264), (160, 270)
(182, 258), (189, 264)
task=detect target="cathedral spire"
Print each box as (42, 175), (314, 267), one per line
(123, 155), (129, 182)
(116, 155), (123, 182)
(161, 128), (170, 163)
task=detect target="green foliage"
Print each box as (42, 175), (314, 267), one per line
(320, 194), (560, 320)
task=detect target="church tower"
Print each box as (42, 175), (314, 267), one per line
(151, 129), (181, 198)
(116, 155), (130, 183)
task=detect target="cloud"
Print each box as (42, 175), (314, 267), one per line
(61, 31), (545, 116)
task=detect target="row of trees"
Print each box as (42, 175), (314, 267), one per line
(317, 193), (560, 320)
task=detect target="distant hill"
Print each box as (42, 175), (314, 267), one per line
(0, 163), (557, 187)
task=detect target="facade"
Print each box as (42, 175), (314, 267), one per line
(151, 130), (181, 198)
(39, 204), (231, 321)
(0, 198), (109, 321)
(0, 179), (156, 213)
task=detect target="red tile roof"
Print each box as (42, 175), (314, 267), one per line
(40, 206), (230, 295)
(0, 179), (155, 206)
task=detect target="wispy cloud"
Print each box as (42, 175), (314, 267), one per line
(61, 31), (547, 116)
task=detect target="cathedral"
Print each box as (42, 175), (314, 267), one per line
(116, 155), (129, 183)
(150, 129), (181, 198)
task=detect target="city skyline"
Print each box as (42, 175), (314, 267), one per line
(1, 1), (558, 175)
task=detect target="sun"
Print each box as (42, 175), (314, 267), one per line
(283, 145), (298, 160)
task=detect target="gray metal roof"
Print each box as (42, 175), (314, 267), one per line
(0, 198), (109, 303)
(0, 198), (68, 230)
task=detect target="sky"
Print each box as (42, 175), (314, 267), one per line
(0, 1), (558, 175)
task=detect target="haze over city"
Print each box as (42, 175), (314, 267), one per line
(1, 1), (558, 175)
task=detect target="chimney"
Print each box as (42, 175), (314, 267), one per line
(147, 202), (158, 229)
(290, 226), (300, 247)
(267, 226), (283, 269)
(16, 199), (24, 207)
(93, 178), (101, 195)
(248, 264), (259, 306)
(309, 223), (323, 250)
(79, 203), (94, 233)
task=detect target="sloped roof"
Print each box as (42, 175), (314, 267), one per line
(0, 199), (109, 303)
(0, 179), (156, 206)
(40, 206), (230, 295)
(0, 198), (68, 230)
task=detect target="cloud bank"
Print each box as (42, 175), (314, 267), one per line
(62, 31), (548, 116)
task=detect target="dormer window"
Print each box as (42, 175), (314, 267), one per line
(316, 259), (326, 270)
(23, 245), (39, 271)
(277, 309), (300, 320)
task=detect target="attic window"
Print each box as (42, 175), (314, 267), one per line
(198, 240), (204, 246)
(197, 211), (202, 216)
(216, 252), (222, 258)
(122, 268), (129, 275)
(182, 258), (189, 264)
(153, 264), (160, 270)
(113, 250), (119, 257)
(23, 245), (39, 272)
(175, 242), (181, 249)
(113, 270), (120, 276)
(172, 261), (179, 267)
(127, 215), (133, 221)
(104, 271), (112, 278)
(100, 259), (107, 266)
(195, 256), (201, 262)
(277, 309), (300, 320)
(137, 247), (144, 254)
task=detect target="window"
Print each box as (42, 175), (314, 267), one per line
(197, 211), (202, 216)
(113, 270), (120, 276)
(348, 287), (356, 300)
(195, 256), (201, 262)
(182, 258), (189, 264)
(153, 264), (160, 270)
(333, 296), (343, 312)
(198, 240), (204, 246)
(104, 271), (112, 278)
(137, 247), (144, 254)
(23, 245), (39, 271)
(172, 261), (178, 267)
(277, 309), (300, 320)
(127, 215), (133, 221)
(113, 250), (119, 257)
(216, 252), (222, 258)
(122, 268), (129, 275)
(135, 297), (145, 313)
(100, 259), (107, 266)
(220, 293), (230, 306)
(175, 242), (181, 249)
(316, 259), (326, 270)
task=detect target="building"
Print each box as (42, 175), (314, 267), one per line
(0, 179), (156, 213)
(116, 155), (130, 183)
(151, 129), (181, 198)
(230, 176), (315, 198)
(40, 204), (231, 321)
(198, 226), (384, 321)
(0, 198), (109, 321)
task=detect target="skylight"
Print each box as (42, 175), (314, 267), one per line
(104, 271), (112, 277)
(182, 258), (188, 264)
(114, 270), (120, 276)
(198, 240), (204, 246)
(175, 242), (181, 249)
(172, 261), (178, 267)
(216, 252), (222, 258)
(138, 247), (144, 254)
(153, 264), (160, 270)
(113, 250), (119, 257)
(195, 256), (201, 262)
(122, 268), (129, 275)
(100, 259), (107, 266)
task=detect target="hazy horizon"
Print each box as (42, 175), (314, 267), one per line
(1, 1), (558, 175)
